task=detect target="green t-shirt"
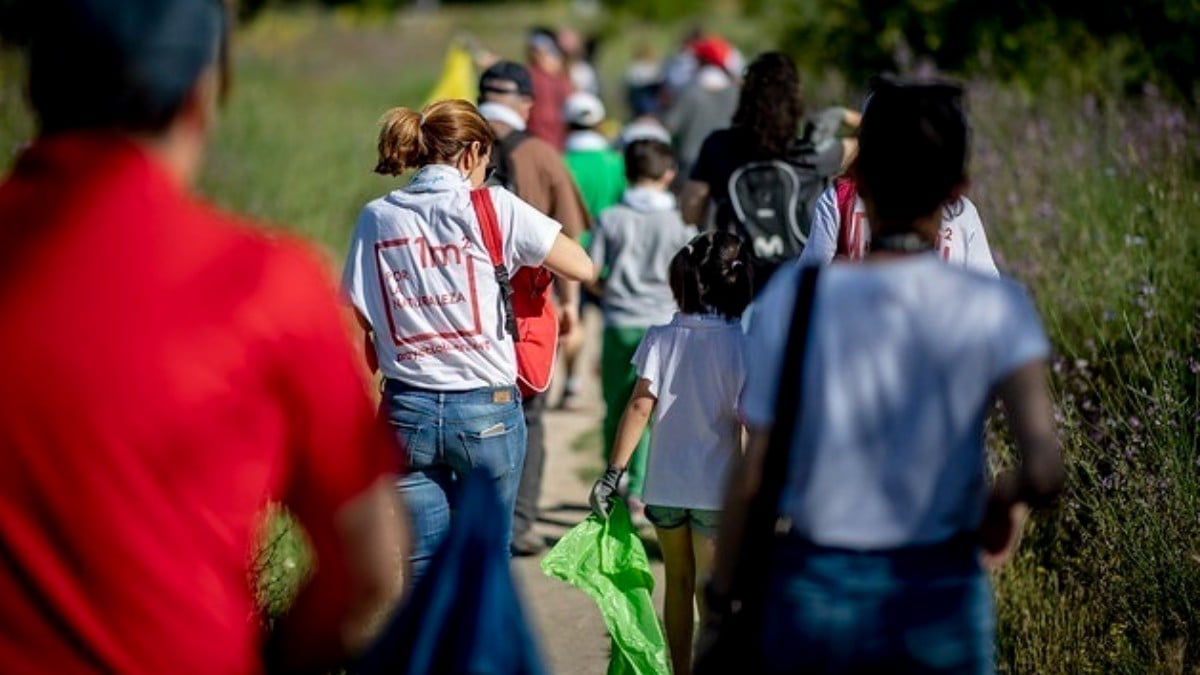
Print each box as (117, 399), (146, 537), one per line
(565, 148), (626, 221)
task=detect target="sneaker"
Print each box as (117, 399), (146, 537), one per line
(510, 530), (546, 557)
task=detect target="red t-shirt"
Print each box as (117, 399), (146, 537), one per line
(527, 63), (572, 152)
(0, 134), (396, 674)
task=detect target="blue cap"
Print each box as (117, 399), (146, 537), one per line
(29, 0), (226, 133)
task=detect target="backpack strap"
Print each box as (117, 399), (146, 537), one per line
(834, 177), (858, 259)
(491, 130), (529, 193)
(469, 188), (519, 341)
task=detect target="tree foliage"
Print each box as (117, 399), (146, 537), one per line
(760, 0), (1198, 101)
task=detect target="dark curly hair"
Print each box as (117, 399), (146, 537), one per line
(730, 52), (804, 159)
(669, 231), (754, 320)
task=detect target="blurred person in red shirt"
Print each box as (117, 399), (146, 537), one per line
(525, 27), (573, 151)
(0, 1), (407, 673)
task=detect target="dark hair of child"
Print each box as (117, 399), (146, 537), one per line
(624, 138), (676, 183)
(855, 76), (969, 229)
(669, 231), (754, 321)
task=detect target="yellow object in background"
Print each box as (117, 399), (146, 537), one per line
(425, 42), (478, 105)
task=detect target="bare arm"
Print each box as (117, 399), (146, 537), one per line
(980, 359), (1064, 568)
(542, 232), (595, 283)
(268, 478), (408, 673)
(680, 180), (711, 227)
(609, 378), (657, 470)
(839, 138), (858, 174)
(995, 359), (1064, 505)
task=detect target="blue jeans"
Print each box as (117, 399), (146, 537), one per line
(382, 380), (526, 582)
(762, 536), (995, 674)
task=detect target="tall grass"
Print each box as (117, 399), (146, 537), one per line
(970, 82), (1200, 672)
(1, 5), (1197, 670)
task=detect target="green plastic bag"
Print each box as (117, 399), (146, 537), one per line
(540, 502), (670, 675)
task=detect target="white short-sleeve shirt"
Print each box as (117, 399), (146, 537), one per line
(342, 165), (560, 390)
(633, 313), (746, 510)
(741, 256), (1049, 549)
(799, 187), (999, 277)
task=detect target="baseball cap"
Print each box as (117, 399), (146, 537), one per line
(479, 60), (534, 99)
(563, 92), (606, 128)
(691, 36), (733, 69)
(28, 0), (225, 132)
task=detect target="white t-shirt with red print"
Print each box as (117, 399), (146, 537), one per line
(342, 165), (561, 390)
(632, 313), (747, 510)
(798, 186), (1000, 276)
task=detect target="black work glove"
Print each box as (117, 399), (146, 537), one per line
(589, 466), (624, 519)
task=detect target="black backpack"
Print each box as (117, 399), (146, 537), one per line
(487, 129), (529, 193)
(725, 143), (826, 264)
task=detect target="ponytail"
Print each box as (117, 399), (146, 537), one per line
(374, 99), (496, 176)
(375, 107), (424, 176)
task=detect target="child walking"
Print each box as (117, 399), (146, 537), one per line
(588, 139), (697, 521)
(590, 231), (753, 674)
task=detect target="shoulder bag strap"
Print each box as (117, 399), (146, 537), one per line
(757, 264), (822, 529)
(469, 188), (519, 340)
(727, 264), (821, 609)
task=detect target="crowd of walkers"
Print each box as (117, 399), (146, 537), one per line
(0, 1), (1065, 674)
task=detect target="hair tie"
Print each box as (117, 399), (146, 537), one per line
(731, 260), (743, 270)
(418, 113), (426, 125)
(685, 244), (695, 254)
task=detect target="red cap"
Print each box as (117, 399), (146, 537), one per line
(692, 36), (732, 69)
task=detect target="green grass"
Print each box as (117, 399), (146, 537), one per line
(570, 425), (605, 485)
(2, 5), (1198, 670)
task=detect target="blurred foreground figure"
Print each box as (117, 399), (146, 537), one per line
(701, 77), (1064, 674)
(0, 1), (406, 673)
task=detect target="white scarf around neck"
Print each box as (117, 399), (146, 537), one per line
(478, 102), (527, 132)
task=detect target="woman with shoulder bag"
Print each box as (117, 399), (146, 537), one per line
(342, 99), (594, 581)
(698, 77), (1065, 674)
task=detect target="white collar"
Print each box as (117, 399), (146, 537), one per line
(406, 164), (468, 193)
(565, 130), (612, 152)
(622, 186), (677, 213)
(478, 102), (527, 132)
(696, 65), (731, 90)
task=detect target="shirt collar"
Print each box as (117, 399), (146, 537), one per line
(622, 186), (676, 213)
(405, 164), (469, 193)
(478, 102), (527, 132)
(565, 130), (611, 152)
(696, 65), (732, 89)
(13, 131), (178, 196)
(670, 311), (739, 328)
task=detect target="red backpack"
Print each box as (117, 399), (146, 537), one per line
(834, 177), (866, 260)
(469, 188), (559, 398)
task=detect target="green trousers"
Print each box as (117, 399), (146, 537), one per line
(601, 326), (651, 498)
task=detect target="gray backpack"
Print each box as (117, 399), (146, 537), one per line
(726, 149), (825, 264)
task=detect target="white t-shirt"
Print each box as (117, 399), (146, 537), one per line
(741, 256), (1049, 549)
(633, 313), (745, 510)
(342, 165), (560, 390)
(798, 187), (999, 277)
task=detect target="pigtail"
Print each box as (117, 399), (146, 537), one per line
(672, 231), (754, 320)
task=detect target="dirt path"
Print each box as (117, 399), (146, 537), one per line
(511, 308), (666, 675)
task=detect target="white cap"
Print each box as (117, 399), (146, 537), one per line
(619, 118), (672, 147)
(563, 92), (606, 128)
